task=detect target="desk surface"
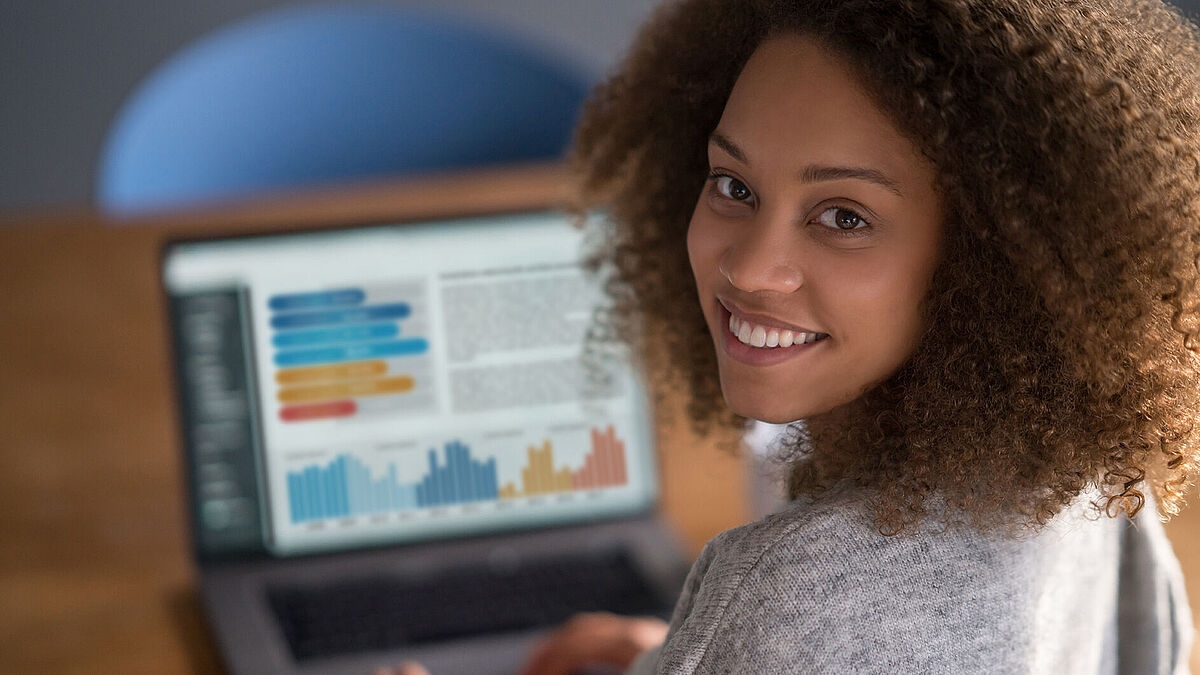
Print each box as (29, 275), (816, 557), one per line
(1, 164), (1196, 673)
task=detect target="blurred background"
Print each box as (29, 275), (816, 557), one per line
(0, 0), (658, 214)
(5, 0), (1200, 214)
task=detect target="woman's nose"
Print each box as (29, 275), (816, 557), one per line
(717, 218), (803, 293)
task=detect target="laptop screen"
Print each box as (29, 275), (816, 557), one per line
(163, 211), (658, 558)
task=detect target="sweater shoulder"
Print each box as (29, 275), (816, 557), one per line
(654, 486), (1126, 674)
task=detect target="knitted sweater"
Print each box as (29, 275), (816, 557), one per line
(629, 483), (1193, 674)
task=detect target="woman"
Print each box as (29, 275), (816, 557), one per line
(392, 0), (1200, 672)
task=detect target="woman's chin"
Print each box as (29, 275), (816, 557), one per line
(722, 391), (809, 424)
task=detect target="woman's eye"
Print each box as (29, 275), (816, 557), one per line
(815, 206), (869, 231)
(713, 175), (753, 202)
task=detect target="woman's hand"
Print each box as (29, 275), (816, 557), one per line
(519, 611), (668, 675)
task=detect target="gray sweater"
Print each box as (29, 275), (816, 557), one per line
(630, 483), (1193, 674)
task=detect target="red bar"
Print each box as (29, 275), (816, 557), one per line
(589, 427), (604, 487)
(597, 425), (614, 486)
(279, 399), (356, 422)
(614, 434), (627, 485)
(573, 454), (590, 490)
(606, 426), (619, 485)
(591, 428), (604, 487)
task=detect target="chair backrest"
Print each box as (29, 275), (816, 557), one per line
(96, 4), (592, 213)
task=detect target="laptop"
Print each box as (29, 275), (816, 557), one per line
(161, 210), (691, 674)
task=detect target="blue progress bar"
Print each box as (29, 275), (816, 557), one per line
(272, 322), (399, 348)
(269, 288), (365, 312)
(270, 303), (411, 330)
(274, 338), (429, 367)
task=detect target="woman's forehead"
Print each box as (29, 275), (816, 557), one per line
(714, 34), (934, 193)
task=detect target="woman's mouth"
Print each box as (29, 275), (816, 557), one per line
(728, 312), (829, 348)
(717, 302), (829, 366)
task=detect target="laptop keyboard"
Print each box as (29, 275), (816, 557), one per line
(266, 547), (666, 661)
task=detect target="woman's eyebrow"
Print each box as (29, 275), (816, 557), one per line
(708, 131), (905, 197)
(800, 165), (905, 197)
(708, 131), (747, 163)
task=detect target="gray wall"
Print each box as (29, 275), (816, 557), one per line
(4, 0), (1200, 213)
(0, 0), (658, 212)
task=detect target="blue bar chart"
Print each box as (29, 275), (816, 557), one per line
(286, 440), (499, 523)
(415, 440), (500, 508)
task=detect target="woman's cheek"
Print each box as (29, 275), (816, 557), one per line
(686, 212), (724, 279)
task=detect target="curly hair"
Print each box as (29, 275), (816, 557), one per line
(571, 0), (1200, 534)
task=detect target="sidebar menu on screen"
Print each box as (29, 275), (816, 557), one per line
(171, 289), (265, 556)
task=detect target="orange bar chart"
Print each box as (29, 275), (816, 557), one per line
(498, 425), (628, 498)
(573, 425), (627, 490)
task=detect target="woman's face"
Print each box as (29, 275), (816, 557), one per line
(687, 34), (944, 423)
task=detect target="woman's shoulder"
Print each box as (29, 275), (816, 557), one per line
(699, 482), (1144, 577)
(695, 482), (1050, 583)
(651, 484), (1184, 674)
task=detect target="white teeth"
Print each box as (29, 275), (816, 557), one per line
(727, 311), (828, 349)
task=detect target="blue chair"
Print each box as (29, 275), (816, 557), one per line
(96, 4), (592, 213)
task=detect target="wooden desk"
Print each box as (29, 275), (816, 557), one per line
(2, 163), (1197, 673)
(0, 165), (750, 674)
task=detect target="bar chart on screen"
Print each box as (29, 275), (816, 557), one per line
(284, 425), (630, 524)
(498, 426), (627, 498)
(266, 282), (436, 423)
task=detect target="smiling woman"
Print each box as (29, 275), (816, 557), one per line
(576, 0), (1200, 534)
(688, 36), (944, 424)
(556, 0), (1200, 672)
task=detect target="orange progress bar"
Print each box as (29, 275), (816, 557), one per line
(277, 375), (414, 404)
(276, 360), (389, 385)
